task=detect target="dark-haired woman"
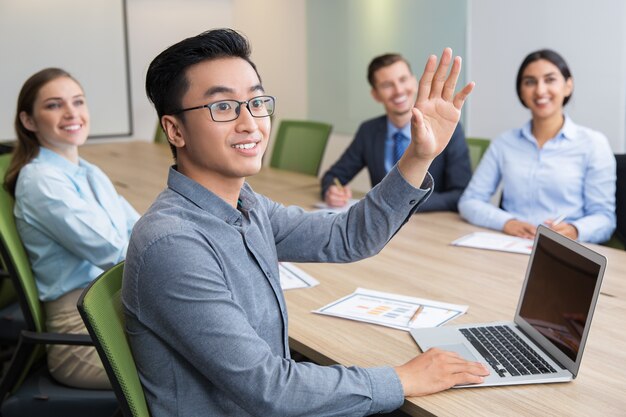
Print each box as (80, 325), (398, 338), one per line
(4, 68), (139, 388)
(458, 49), (615, 243)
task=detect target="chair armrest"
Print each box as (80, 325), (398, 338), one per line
(21, 329), (93, 346)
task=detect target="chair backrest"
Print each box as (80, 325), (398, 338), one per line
(615, 154), (626, 246)
(465, 137), (490, 171)
(269, 119), (332, 176)
(0, 154), (43, 332)
(0, 278), (17, 310)
(77, 262), (149, 417)
(0, 154), (51, 399)
(153, 120), (168, 144)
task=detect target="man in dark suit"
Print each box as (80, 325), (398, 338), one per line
(321, 53), (472, 211)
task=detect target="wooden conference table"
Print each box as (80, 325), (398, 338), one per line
(81, 141), (626, 417)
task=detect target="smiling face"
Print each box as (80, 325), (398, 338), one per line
(519, 59), (573, 122)
(370, 60), (417, 124)
(20, 76), (89, 159)
(163, 57), (270, 192)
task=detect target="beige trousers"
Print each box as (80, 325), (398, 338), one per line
(44, 288), (111, 389)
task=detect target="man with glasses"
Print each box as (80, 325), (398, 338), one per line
(321, 53), (472, 211)
(122, 29), (488, 417)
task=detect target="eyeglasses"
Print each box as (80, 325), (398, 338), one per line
(172, 95), (275, 122)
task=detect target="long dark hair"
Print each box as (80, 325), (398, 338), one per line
(4, 68), (79, 196)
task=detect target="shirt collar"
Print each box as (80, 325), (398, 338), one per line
(521, 114), (575, 143)
(386, 118), (411, 141)
(560, 115), (576, 139)
(36, 147), (87, 175)
(166, 166), (252, 225)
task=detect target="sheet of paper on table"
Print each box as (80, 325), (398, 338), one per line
(279, 262), (320, 290)
(314, 287), (467, 331)
(312, 198), (359, 213)
(451, 232), (534, 255)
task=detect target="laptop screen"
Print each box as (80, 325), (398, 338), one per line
(517, 227), (603, 364)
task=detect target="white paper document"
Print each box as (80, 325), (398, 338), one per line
(312, 199), (359, 213)
(279, 262), (320, 290)
(314, 288), (467, 331)
(451, 232), (534, 255)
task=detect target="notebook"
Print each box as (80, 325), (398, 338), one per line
(411, 225), (607, 387)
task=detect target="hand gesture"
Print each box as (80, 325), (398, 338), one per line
(409, 48), (474, 161)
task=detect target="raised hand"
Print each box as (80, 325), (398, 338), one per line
(410, 48), (474, 161)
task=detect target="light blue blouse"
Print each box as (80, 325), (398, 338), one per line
(14, 147), (139, 301)
(458, 116), (616, 243)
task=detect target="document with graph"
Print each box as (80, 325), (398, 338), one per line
(451, 232), (534, 254)
(313, 288), (467, 331)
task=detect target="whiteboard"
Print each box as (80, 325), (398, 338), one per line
(0, 0), (132, 140)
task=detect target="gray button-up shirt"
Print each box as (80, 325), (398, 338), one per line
(122, 166), (432, 417)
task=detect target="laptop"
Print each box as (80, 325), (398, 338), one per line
(410, 225), (607, 387)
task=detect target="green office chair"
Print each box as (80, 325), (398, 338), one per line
(0, 277), (25, 367)
(269, 119), (332, 176)
(0, 156), (26, 368)
(0, 154), (118, 416)
(466, 137), (490, 171)
(1, 255), (26, 347)
(78, 262), (150, 417)
(153, 120), (168, 144)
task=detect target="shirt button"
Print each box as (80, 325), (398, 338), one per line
(409, 199), (417, 205)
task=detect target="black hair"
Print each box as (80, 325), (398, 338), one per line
(516, 49), (572, 108)
(367, 53), (412, 88)
(145, 28), (260, 157)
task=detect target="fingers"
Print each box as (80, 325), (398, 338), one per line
(504, 220), (537, 239)
(453, 81), (475, 110)
(396, 348), (490, 397)
(325, 185), (350, 207)
(550, 223), (579, 240)
(416, 48), (471, 110)
(416, 54), (438, 103)
(440, 54), (460, 102)
(429, 47), (453, 100)
(410, 107), (426, 136)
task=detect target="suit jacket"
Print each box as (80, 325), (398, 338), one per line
(321, 115), (472, 211)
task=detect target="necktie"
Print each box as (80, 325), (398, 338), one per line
(393, 131), (408, 165)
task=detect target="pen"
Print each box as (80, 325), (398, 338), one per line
(333, 177), (344, 192)
(552, 214), (566, 226)
(407, 305), (424, 326)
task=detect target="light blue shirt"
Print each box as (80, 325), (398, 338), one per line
(14, 147), (139, 301)
(458, 117), (616, 243)
(384, 119), (411, 172)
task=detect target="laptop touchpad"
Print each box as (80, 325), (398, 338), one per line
(440, 344), (479, 362)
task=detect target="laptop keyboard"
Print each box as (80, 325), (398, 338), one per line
(460, 326), (557, 378)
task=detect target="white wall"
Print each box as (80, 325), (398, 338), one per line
(232, 0), (371, 191)
(467, 0), (626, 153)
(123, 0), (310, 160)
(232, 0), (308, 163)
(118, 0), (626, 174)
(125, 0), (233, 141)
(0, 0), (130, 139)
